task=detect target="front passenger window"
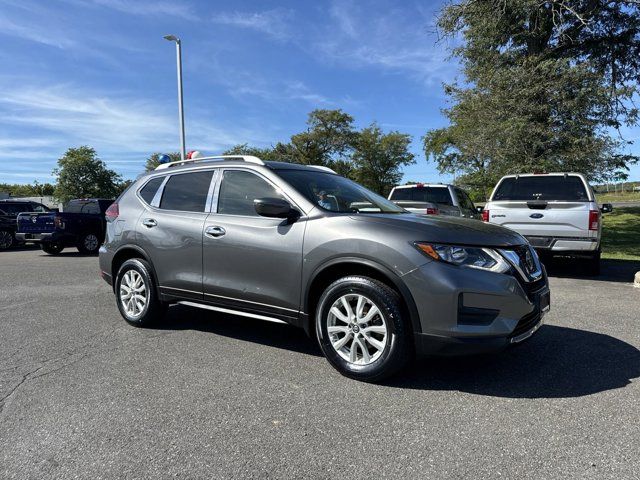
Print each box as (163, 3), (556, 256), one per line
(218, 170), (284, 217)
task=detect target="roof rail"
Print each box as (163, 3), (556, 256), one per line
(310, 165), (337, 174)
(155, 155), (264, 170)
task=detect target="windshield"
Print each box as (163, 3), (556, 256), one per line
(493, 176), (590, 201)
(389, 186), (453, 205)
(276, 169), (405, 214)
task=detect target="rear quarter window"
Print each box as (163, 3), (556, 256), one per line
(139, 177), (165, 205)
(493, 176), (589, 201)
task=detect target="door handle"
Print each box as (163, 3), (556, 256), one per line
(205, 226), (226, 238)
(142, 218), (157, 228)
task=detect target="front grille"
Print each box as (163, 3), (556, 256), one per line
(513, 245), (538, 276)
(510, 310), (541, 338)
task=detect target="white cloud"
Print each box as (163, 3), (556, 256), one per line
(312, 1), (458, 86)
(89, 0), (197, 20)
(0, 13), (75, 49)
(210, 8), (294, 40)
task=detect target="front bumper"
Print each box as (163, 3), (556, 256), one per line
(402, 260), (550, 356)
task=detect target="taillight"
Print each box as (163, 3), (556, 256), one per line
(54, 215), (64, 229)
(482, 209), (489, 222)
(425, 207), (439, 215)
(589, 209), (600, 230)
(105, 202), (119, 222)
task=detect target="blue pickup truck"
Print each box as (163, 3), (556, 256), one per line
(16, 198), (113, 254)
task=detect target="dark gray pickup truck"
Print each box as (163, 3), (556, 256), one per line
(16, 198), (113, 254)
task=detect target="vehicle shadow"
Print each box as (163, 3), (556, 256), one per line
(37, 251), (98, 258)
(388, 325), (640, 398)
(0, 244), (40, 253)
(154, 304), (322, 357)
(155, 306), (639, 398)
(544, 257), (640, 283)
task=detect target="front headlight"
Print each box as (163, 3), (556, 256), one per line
(415, 242), (511, 273)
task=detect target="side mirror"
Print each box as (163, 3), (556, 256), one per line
(254, 197), (298, 219)
(600, 203), (613, 214)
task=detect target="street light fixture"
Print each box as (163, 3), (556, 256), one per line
(164, 34), (186, 161)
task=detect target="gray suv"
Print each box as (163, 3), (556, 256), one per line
(99, 156), (550, 381)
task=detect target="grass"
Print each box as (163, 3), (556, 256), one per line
(601, 207), (640, 260)
(596, 191), (640, 203)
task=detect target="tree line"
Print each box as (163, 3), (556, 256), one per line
(145, 109), (415, 196)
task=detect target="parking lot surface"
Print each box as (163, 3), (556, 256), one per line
(1, 248), (639, 479)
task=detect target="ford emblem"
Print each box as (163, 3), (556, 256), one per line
(530, 213), (544, 219)
(31, 216), (37, 223)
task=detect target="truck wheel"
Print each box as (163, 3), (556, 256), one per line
(41, 242), (64, 255)
(77, 232), (101, 254)
(115, 258), (166, 327)
(0, 230), (13, 249)
(315, 276), (412, 382)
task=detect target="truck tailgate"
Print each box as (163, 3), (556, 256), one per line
(17, 212), (56, 234)
(488, 201), (593, 238)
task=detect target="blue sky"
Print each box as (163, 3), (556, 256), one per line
(0, 0), (638, 185)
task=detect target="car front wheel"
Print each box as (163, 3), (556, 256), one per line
(315, 276), (411, 382)
(115, 258), (166, 327)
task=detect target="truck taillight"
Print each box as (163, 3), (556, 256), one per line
(425, 207), (439, 215)
(105, 202), (119, 222)
(54, 215), (64, 229)
(482, 209), (489, 222)
(589, 209), (600, 230)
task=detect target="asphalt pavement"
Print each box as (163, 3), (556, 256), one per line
(1, 247), (639, 479)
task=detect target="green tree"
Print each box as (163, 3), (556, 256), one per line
(289, 109), (357, 169)
(53, 146), (122, 202)
(222, 143), (285, 161)
(352, 124), (415, 196)
(145, 152), (181, 171)
(425, 0), (640, 191)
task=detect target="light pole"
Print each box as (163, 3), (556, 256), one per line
(163, 34), (186, 161)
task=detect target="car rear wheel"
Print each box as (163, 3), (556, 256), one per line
(41, 242), (64, 255)
(77, 232), (101, 254)
(315, 276), (411, 382)
(0, 230), (14, 249)
(115, 258), (166, 327)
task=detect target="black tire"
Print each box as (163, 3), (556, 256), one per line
(0, 230), (14, 250)
(41, 242), (64, 255)
(77, 231), (101, 254)
(585, 250), (601, 276)
(315, 276), (411, 382)
(115, 258), (166, 327)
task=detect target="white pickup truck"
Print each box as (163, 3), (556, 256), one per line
(483, 173), (613, 274)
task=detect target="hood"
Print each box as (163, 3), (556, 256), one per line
(351, 213), (526, 247)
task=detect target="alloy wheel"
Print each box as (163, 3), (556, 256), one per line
(84, 234), (99, 251)
(327, 293), (389, 365)
(119, 270), (148, 318)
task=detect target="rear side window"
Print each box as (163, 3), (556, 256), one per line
(65, 200), (100, 214)
(139, 177), (165, 205)
(455, 188), (475, 210)
(160, 171), (214, 212)
(218, 170), (283, 216)
(493, 176), (589, 201)
(389, 186), (453, 206)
